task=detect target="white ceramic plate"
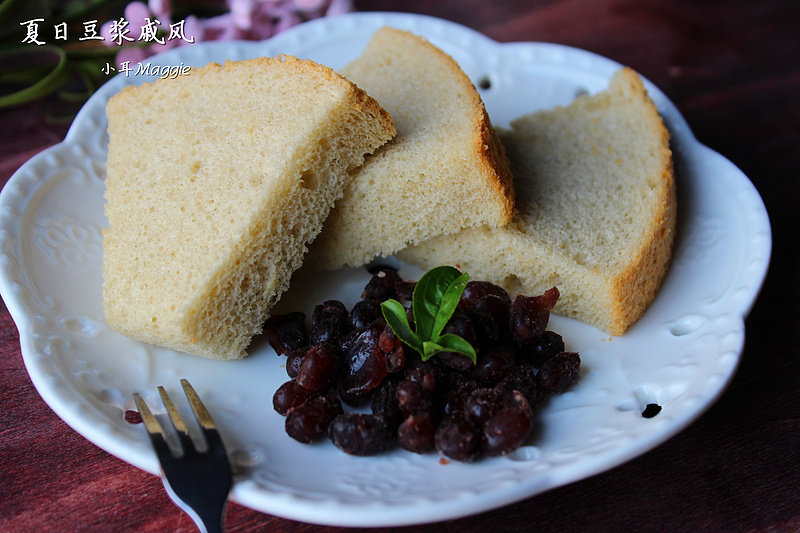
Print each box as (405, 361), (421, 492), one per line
(0, 12), (771, 527)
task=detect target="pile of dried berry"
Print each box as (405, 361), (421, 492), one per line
(265, 266), (580, 462)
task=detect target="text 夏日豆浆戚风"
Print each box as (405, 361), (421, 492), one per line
(19, 17), (195, 46)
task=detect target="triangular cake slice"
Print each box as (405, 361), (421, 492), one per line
(400, 68), (676, 335)
(103, 56), (395, 359)
(309, 27), (514, 269)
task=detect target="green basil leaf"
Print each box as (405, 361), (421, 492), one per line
(381, 299), (423, 355)
(434, 333), (477, 364)
(432, 272), (470, 338)
(412, 266), (467, 340)
(421, 340), (446, 361)
(383, 266), (477, 365)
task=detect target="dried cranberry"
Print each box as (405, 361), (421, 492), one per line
(395, 280), (416, 302)
(379, 324), (407, 374)
(398, 412), (436, 453)
(482, 405), (533, 456)
(520, 331), (565, 367)
(459, 281), (511, 312)
(350, 300), (381, 330)
(296, 344), (340, 392)
(433, 310), (478, 371)
(371, 379), (403, 428)
(504, 389), (534, 416)
(464, 388), (506, 425)
(310, 300), (349, 345)
(496, 365), (541, 407)
(270, 270), (578, 461)
(404, 363), (438, 395)
(435, 412), (481, 463)
(273, 379), (317, 416)
(378, 324), (400, 353)
(339, 324), (387, 405)
(263, 312), (307, 355)
(396, 379), (433, 416)
(442, 379), (479, 416)
(473, 346), (515, 386)
(329, 413), (395, 455)
(285, 347), (305, 378)
(443, 309), (478, 347)
(509, 287), (559, 345)
(362, 268), (402, 302)
(469, 294), (511, 347)
(537, 352), (581, 393)
(433, 350), (475, 374)
(285, 395), (342, 443)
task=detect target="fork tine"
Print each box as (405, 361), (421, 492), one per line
(134, 393), (166, 437)
(158, 386), (189, 433)
(134, 392), (175, 468)
(180, 379), (217, 430)
(135, 382), (231, 533)
(158, 385), (197, 455)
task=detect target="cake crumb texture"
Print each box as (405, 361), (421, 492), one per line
(103, 55), (395, 359)
(400, 68), (676, 335)
(310, 27), (514, 269)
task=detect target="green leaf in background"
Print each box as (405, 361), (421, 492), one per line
(0, 46), (69, 108)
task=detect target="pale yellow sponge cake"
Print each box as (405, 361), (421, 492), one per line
(103, 56), (395, 359)
(400, 68), (676, 335)
(308, 27), (514, 269)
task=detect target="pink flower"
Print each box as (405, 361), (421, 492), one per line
(148, 0), (172, 22)
(116, 46), (150, 66)
(183, 16), (204, 43)
(102, 0), (356, 68)
(326, 0), (353, 16)
(274, 11), (301, 34)
(124, 1), (151, 40)
(202, 14), (246, 41)
(230, 0), (254, 30)
(294, 0), (328, 12)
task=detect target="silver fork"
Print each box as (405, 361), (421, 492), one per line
(134, 379), (233, 533)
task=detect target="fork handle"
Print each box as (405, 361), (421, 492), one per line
(162, 478), (226, 533)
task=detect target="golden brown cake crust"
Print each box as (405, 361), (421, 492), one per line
(400, 67), (676, 335)
(603, 68), (676, 334)
(103, 55), (394, 359)
(379, 28), (515, 223)
(309, 27), (514, 269)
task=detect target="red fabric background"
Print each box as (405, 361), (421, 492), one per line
(1, 1), (798, 531)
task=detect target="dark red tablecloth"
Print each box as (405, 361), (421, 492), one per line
(1, 1), (798, 531)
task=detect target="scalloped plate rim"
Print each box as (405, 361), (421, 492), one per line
(0, 12), (772, 527)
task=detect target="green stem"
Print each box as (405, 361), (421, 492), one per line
(0, 46), (70, 108)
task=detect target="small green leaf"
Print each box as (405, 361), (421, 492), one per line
(432, 272), (469, 338)
(420, 334), (476, 363)
(380, 299), (423, 354)
(412, 266), (466, 340)
(434, 333), (477, 364)
(381, 266), (477, 366)
(421, 340), (445, 361)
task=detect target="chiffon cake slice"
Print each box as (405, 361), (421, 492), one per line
(102, 56), (395, 359)
(308, 27), (514, 269)
(400, 68), (676, 335)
